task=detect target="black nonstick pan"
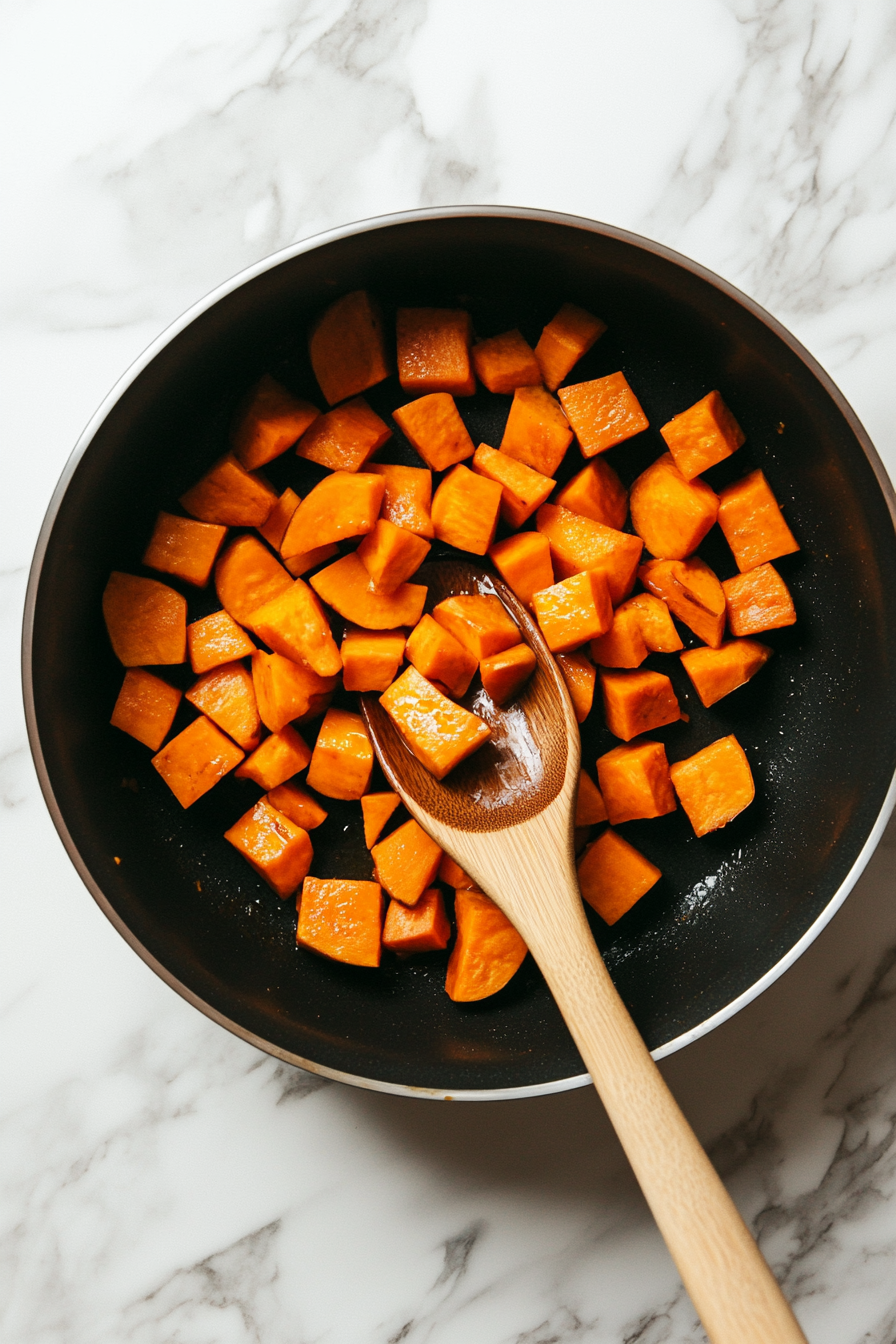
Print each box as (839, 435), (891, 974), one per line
(22, 207), (896, 1098)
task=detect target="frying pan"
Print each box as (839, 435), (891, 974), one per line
(22, 207), (896, 1099)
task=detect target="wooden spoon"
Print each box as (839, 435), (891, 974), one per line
(361, 558), (807, 1344)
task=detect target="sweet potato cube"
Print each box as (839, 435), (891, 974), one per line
(431, 464), (502, 555)
(185, 661), (261, 751)
(558, 373), (649, 458)
(383, 888), (451, 955)
(600, 668), (681, 741)
(575, 769), (607, 826)
(305, 707), (373, 801)
(392, 393), (474, 472)
(718, 469), (799, 571)
(438, 853), (478, 889)
(309, 290), (390, 406)
(247, 578), (342, 677)
(625, 593), (684, 653)
(361, 791), (401, 848)
(500, 385), (573, 476)
(341, 626), (407, 693)
(577, 828), (661, 925)
(297, 877), (382, 967)
(405, 613), (477, 697)
(110, 669), (182, 750)
(152, 715), (244, 807)
(356, 519), (431, 594)
(283, 544), (339, 577)
(372, 817), (443, 907)
(396, 308), (474, 397)
(252, 650), (337, 732)
(597, 741), (676, 825)
(660, 391), (745, 481)
(471, 329), (541, 394)
(369, 462), (434, 538)
(215, 535), (293, 625)
(472, 443), (555, 528)
(310, 553), (427, 630)
(639, 557), (726, 649)
(295, 396), (391, 472)
(630, 453), (719, 559)
(556, 651), (596, 723)
(266, 782), (328, 830)
(102, 572), (187, 666)
(188, 610), (256, 674)
(533, 570), (612, 653)
(142, 512), (227, 588)
(180, 454), (277, 528)
(232, 375), (320, 469)
(432, 594), (520, 661)
(235, 724), (311, 790)
(488, 532), (554, 608)
(591, 603), (648, 668)
(259, 487), (301, 551)
(670, 735), (755, 836)
(723, 563), (796, 636)
(554, 458), (627, 530)
(225, 799), (314, 898)
(380, 665), (491, 779)
(445, 889), (527, 1001)
(680, 639), (773, 708)
(534, 303), (607, 391)
(536, 504), (643, 604)
(281, 471), (384, 556)
(480, 643), (536, 705)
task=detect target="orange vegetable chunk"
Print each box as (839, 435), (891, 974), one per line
(639, 557), (727, 649)
(680, 639), (773, 708)
(723, 563), (797, 636)
(283, 544), (339, 577)
(310, 552), (427, 629)
(369, 462), (434, 538)
(392, 393), (474, 472)
(306, 707), (373, 800)
(152, 715), (244, 807)
(281, 470), (384, 555)
(471, 329), (541, 394)
(110, 669), (182, 751)
(185, 661), (261, 751)
(383, 888), (451, 955)
(500, 385), (573, 476)
(396, 308), (474, 397)
(556, 651), (596, 723)
(309, 290), (390, 406)
(670, 734), (755, 836)
(432, 594), (520, 661)
(438, 853), (478, 889)
(577, 828), (661, 925)
(232, 375), (319, 469)
(297, 877), (382, 967)
(536, 504), (643, 604)
(534, 303), (607, 391)
(341, 626), (407, 692)
(558, 373), (649, 457)
(142, 512), (227, 588)
(431, 463), (502, 555)
(532, 570), (613, 653)
(356, 519), (431, 594)
(591, 602), (648, 669)
(629, 453), (719, 559)
(247, 577), (342, 677)
(445, 889), (527, 1001)
(380, 665), (491, 780)
(295, 397), (391, 472)
(361, 791), (401, 848)
(717, 469), (799, 571)
(266, 781), (328, 830)
(103, 572), (187, 667)
(472, 443), (555, 528)
(597, 741), (676, 825)
(488, 532), (554, 608)
(259, 487), (301, 551)
(372, 817), (443, 907)
(215, 535), (293, 625)
(660, 390), (745, 481)
(188, 610), (256, 674)
(600, 668), (681, 741)
(575, 769), (607, 825)
(180, 454), (277, 528)
(555, 458), (628, 530)
(225, 799), (313, 898)
(252, 650), (337, 732)
(480, 643), (536, 704)
(405, 613), (478, 697)
(625, 593), (684, 653)
(235, 724), (311, 790)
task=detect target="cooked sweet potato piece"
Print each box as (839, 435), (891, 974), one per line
(445, 889), (527, 1001)
(309, 290), (390, 406)
(660, 390), (745, 481)
(629, 453), (719, 559)
(185, 661), (261, 751)
(361, 791), (401, 848)
(356, 519), (431, 594)
(259, 487), (301, 551)
(431, 464), (502, 555)
(639, 557), (726, 649)
(266, 781), (328, 830)
(405, 614), (477, 698)
(471, 329), (541, 394)
(577, 828), (661, 925)
(500, 385), (573, 476)
(534, 303), (607, 391)
(717, 469), (799, 571)
(188, 610), (256, 675)
(297, 877), (382, 967)
(554, 458), (627, 530)
(225, 799), (314, 898)
(110, 669), (182, 751)
(152, 715), (244, 807)
(252, 650), (337, 732)
(723, 563), (796, 636)
(247, 577), (342, 677)
(295, 396), (391, 472)
(536, 504), (643, 604)
(232, 375), (320, 469)
(369, 462), (434, 538)
(180, 454), (278, 528)
(235, 724), (311, 790)
(380, 665), (491, 779)
(597, 741), (676, 825)
(392, 393), (475, 472)
(438, 853), (478, 888)
(558, 373), (649, 457)
(103, 572), (187, 667)
(432, 594), (520, 661)
(681, 639), (772, 708)
(556, 651), (596, 723)
(306, 707), (373, 800)
(600, 668), (681, 741)
(488, 532), (554, 608)
(215, 535), (293, 626)
(532, 570), (613, 653)
(142, 512), (227, 588)
(310, 553), (427, 630)
(670, 735), (755, 836)
(283, 544), (339, 577)
(625, 593), (684, 653)
(472, 443), (555, 528)
(590, 602), (648, 668)
(281, 471), (384, 556)
(341, 626), (406, 693)
(383, 888), (451, 955)
(480, 643), (536, 705)
(575, 769), (607, 826)
(372, 817), (443, 907)
(396, 308), (474, 396)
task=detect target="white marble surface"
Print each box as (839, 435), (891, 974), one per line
(3, 1), (896, 1339)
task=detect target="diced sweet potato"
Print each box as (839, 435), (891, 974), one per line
(432, 594), (520, 661)
(252, 650), (337, 732)
(718, 470), (799, 571)
(361, 791), (401, 848)
(372, 817), (443, 907)
(356, 519), (431, 594)
(247, 578), (342, 677)
(405, 614), (478, 698)
(536, 504), (643, 604)
(438, 853), (478, 888)
(534, 303), (607, 391)
(380, 665), (491, 779)
(600, 668), (681, 741)
(670, 735), (755, 836)
(225, 799), (314, 898)
(597, 741), (676, 825)
(556, 651), (596, 723)
(185, 661), (261, 751)
(103, 572), (187, 667)
(479, 643), (536, 705)
(310, 552), (427, 629)
(681, 639), (773, 708)
(392, 393), (475, 472)
(471, 329), (541, 394)
(259, 487), (301, 551)
(500, 385), (573, 476)
(472, 443), (555, 528)
(660, 391), (745, 481)
(575, 769), (607, 825)
(383, 888), (451, 955)
(554, 458), (627, 530)
(639, 557), (726, 649)
(281, 471), (385, 555)
(369, 462), (434, 538)
(142, 512), (227, 588)
(722, 563), (796, 636)
(283, 544), (339, 577)
(297, 876), (382, 967)
(341, 626), (407, 693)
(488, 532), (554, 608)
(396, 308), (474, 396)
(235, 724), (311, 790)
(558, 373), (649, 457)
(625, 593), (684, 653)
(533, 570), (613, 653)
(431, 464), (502, 555)
(309, 290), (390, 406)
(152, 715), (244, 807)
(180, 454), (278, 528)
(629, 453), (719, 559)
(215, 535), (293, 625)
(187, 610), (256, 674)
(445, 889), (527, 1001)
(295, 397), (391, 472)
(577, 828), (661, 925)
(232, 375), (320, 469)
(110, 669), (182, 751)
(306, 707), (373, 801)
(590, 602), (648, 668)
(266, 782), (328, 830)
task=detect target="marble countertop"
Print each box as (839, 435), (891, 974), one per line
(3, 2), (895, 1339)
